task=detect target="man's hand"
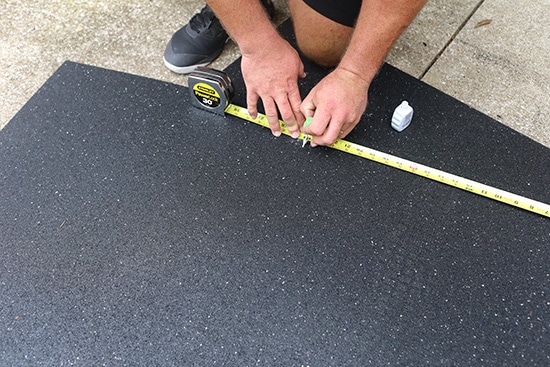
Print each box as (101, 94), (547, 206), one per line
(300, 67), (370, 146)
(241, 35), (306, 138)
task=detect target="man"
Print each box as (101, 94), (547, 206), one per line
(164, 0), (427, 146)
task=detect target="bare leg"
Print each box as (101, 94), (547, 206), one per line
(289, 0), (354, 67)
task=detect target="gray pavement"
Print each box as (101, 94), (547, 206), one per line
(1, 0), (548, 146)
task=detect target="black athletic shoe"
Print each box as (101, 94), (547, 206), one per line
(164, 1), (276, 74)
(163, 6), (228, 74)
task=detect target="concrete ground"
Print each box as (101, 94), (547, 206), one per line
(1, 0), (548, 147)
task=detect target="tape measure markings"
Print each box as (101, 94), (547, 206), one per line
(225, 103), (550, 218)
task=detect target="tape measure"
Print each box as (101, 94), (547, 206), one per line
(188, 66), (234, 115)
(189, 68), (550, 218)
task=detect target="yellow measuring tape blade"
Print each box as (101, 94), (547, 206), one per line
(225, 104), (550, 218)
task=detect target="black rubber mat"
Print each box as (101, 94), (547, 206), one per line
(1, 22), (548, 366)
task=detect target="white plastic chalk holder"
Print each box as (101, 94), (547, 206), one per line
(391, 101), (414, 132)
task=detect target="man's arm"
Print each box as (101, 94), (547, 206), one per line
(340, 0), (427, 86)
(206, 0), (276, 52)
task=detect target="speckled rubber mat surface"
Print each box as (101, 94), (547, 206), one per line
(1, 23), (548, 366)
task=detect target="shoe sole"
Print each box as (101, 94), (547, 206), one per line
(163, 38), (230, 75)
(163, 57), (209, 74)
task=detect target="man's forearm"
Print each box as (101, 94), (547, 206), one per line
(339, 0), (427, 83)
(206, 0), (279, 54)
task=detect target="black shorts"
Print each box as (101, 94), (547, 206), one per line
(302, 0), (362, 27)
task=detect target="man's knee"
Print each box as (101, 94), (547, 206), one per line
(297, 41), (344, 67)
(289, 0), (353, 67)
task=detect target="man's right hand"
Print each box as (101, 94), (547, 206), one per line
(241, 34), (306, 138)
(206, 0), (306, 137)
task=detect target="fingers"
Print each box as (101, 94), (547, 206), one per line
(288, 83), (305, 123)
(246, 90), (259, 120)
(298, 62), (307, 79)
(300, 96), (316, 121)
(301, 95), (333, 146)
(242, 53), (305, 138)
(277, 93), (303, 139)
(247, 88), (304, 139)
(304, 116), (342, 147)
(262, 97), (282, 137)
(316, 117), (349, 146)
(307, 113), (359, 147)
(301, 97), (356, 147)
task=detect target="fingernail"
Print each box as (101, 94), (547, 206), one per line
(273, 131), (281, 137)
(303, 117), (313, 128)
(291, 131), (300, 139)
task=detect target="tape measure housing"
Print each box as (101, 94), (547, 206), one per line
(188, 67), (234, 115)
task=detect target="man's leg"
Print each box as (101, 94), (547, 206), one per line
(289, 0), (358, 67)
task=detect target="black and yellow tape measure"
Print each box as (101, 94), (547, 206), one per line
(189, 67), (234, 115)
(188, 67), (550, 218)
